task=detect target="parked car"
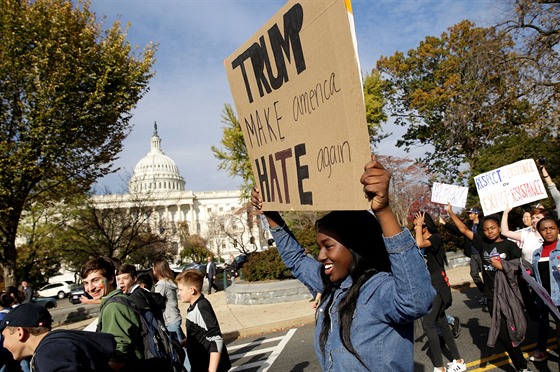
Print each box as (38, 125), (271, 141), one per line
(235, 254), (249, 269)
(31, 296), (57, 309)
(68, 285), (92, 305)
(37, 281), (75, 299)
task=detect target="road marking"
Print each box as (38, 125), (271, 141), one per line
(229, 329), (297, 371)
(467, 338), (558, 371)
(257, 328), (297, 372)
(227, 335), (284, 352)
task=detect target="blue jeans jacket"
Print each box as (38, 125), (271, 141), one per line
(271, 226), (434, 371)
(532, 241), (560, 305)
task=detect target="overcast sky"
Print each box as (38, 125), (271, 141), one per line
(90, 0), (506, 193)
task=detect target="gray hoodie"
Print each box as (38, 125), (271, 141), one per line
(154, 279), (182, 326)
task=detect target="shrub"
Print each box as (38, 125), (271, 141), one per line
(242, 248), (294, 282)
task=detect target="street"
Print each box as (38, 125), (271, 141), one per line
(226, 285), (559, 371)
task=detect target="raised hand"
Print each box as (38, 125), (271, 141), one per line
(360, 156), (391, 213)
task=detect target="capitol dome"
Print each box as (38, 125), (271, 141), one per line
(129, 122), (186, 193)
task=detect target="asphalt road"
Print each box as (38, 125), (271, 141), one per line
(46, 297), (98, 327)
(226, 285), (560, 371)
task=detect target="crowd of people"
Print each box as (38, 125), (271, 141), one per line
(0, 256), (231, 371)
(250, 157), (559, 372)
(0, 157), (557, 371)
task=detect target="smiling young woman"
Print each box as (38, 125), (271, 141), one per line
(250, 157), (434, 371)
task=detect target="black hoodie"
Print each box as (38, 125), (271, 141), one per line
(32, 329), (115, 372)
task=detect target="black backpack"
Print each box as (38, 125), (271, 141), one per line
(99, 290), (185, 372)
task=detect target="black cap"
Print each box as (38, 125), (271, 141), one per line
(468, 208), (481, 215)
(0, 303), (53, 330)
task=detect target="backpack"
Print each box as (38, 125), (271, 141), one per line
(99, 291), (185, 372)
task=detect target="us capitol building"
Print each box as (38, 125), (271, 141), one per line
(92, 123), (260, 260)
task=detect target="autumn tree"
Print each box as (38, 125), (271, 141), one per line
(377, 155), (435, 226)
(377, 20), (536, 182)
(177, 222), (212, 263)
(0, 0), (155, 285)
(499, 0), (560, 127)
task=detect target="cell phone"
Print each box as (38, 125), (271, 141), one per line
(537, 157), (546, 166)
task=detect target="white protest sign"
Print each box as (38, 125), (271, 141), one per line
(224, 0), (371, 211)
(431, 182), (468, 208)
(521, 265), (560, 321)
(474, 159), (547, 215)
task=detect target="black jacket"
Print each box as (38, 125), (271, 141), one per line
(33, 330), (115, 372)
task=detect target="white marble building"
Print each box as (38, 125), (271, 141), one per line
(92, 123), (260, 260)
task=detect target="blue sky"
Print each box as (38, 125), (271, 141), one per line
(90, 0), (506, 193)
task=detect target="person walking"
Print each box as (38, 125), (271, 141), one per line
(414, 212), (466, 372)
(250, 156), (434, 371)
(0, 303), (115, 372)
(152, 258), (186, 344)
(446, 204), (529, 372)
(20, 282), (33, 304)
(440, 208), (486, 305)
(529, 217), (560, 364)
(205, 256), (219, 294)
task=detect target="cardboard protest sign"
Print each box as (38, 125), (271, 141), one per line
(431, 182), (468, 208)
(521, 265), (560, 321)
(474, 159), (548, 215)
(224, 0), (371, 211)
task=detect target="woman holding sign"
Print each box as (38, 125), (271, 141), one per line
(250, 157), (434, 371)
(446, 204), (528, 371)
(414, 212), (466, 372)
(529, 217), (560, 363)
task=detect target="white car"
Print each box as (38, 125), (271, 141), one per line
(37, 281), (75, 299)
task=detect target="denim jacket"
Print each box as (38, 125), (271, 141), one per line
(271, 226), (434, 371)
(532, 241), (560, 305)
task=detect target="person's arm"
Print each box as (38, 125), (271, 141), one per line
(208, 352), (220, 372)
(541, 165), (554, 187)
(413, 212), (432, 248)
(360, 156), (400, 237)
(445, 203), (474, 240)
(500, 207), (522, 241)
(541, 165), (560, 210)
(250, 187), (324, 295)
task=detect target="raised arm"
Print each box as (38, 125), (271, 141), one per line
(446, 203), (474, 240)
(500, 207), (521, 241)
(360, 156), (400, 237)
(413, 212), (432, 248)
(541, 165), (560, 211)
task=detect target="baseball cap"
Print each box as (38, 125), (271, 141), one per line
(0, 303), (53, 331)
(468, 208), (481, 215)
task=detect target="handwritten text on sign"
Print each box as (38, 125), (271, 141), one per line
(474, 159), (547, 215)
(431, 182), (468, 208)
(225, 0), (371, 211)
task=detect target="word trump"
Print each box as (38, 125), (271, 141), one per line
(231, 3), (306, 104)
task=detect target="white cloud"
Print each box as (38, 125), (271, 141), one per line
(91, 0), (501, 192)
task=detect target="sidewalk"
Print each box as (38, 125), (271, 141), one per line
(58, 264), (474, 340)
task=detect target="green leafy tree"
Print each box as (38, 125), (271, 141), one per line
(0, 0), (155, 285)
(377, 20), (535, 182)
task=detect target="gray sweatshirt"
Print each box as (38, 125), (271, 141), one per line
(154, 279), (182, 326)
